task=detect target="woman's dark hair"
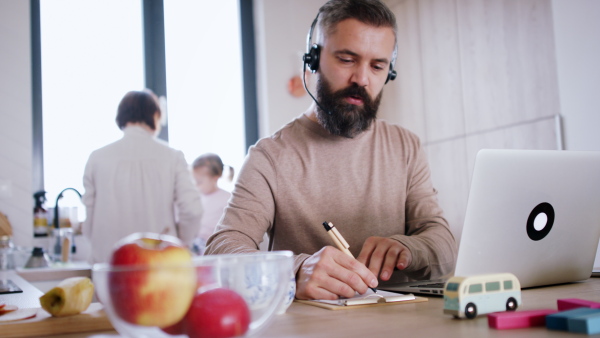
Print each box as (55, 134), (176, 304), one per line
(192, 153), (235, 181)
(115, 89), (161, 130)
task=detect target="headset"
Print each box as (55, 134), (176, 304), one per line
(302, 13), (397, 84)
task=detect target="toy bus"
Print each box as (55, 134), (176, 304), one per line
(443, 273), (521, 319)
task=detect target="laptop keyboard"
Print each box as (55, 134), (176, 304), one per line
(411, 282), (446, 288)
(408, 282), (446, 295)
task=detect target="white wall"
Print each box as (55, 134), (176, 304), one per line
(0, 0), (33, 248)
(551, 0), (600, 265)
(552, 0), (600, 152)
(254, 0), (323, 137)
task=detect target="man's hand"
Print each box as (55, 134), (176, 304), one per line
(356, 237), (412, 281)
(295, 246), (379, 300)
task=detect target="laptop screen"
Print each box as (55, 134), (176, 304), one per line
(454, 149), (600, 288)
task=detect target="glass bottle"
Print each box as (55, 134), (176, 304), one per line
(0, 235), (15, 270)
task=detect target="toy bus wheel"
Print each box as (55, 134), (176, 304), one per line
(506, 297), (518, 311)
(465, 303), (477, 319)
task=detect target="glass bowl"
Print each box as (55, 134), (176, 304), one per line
(92, 251), (294, 338)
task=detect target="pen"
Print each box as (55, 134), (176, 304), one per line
(322, 221), (377, 293)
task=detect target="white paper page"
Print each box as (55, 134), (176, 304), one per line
(313, 290), (415, 306)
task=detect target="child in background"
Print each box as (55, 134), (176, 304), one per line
(192, 153), (234, 254)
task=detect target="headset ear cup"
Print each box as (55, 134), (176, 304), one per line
(306, 44), (320, 73)
(385, 67), (397, 84)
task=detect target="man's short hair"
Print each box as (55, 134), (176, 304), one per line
(317, 0), (397, 47)
(115, 89), (161, 130)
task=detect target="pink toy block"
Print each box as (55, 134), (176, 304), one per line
(488, 309), (558, 329)
(557, 298), (600, 311)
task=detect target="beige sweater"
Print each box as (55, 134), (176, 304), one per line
(205, 115), (457, 282)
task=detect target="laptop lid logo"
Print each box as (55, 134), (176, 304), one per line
(526, 202), (555, 241)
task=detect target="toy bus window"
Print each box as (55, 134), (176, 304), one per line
(503, 280), (513, 290)
(485, 281), (500, 292)
(446, 283), (459, 292)
(468, 284), (482, 294)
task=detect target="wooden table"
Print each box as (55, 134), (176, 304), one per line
(57, 277), (600, 337)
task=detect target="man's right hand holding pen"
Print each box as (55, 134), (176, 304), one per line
(295, 221), (413, 300)
(295, 245), (379, 300)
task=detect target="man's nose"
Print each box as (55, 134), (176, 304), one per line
(350, 64), (369, 87)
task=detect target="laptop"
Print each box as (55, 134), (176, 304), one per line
(381, 149), (600, 296)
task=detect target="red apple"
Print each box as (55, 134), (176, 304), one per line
(163, 288), (251, 338)
(108, 232), (197, 328)
(160, 317), (186, 336)
(160, 266), (217, 336)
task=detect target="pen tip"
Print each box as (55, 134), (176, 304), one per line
(322, 222), (331, 230)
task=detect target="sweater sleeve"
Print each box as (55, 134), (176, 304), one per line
(389, 143), (458, 280)
(204, 145), (311, 274)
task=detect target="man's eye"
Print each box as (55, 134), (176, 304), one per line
(339, 57), (353, 63)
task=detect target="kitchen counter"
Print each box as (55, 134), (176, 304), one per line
(15, 261), (92, 294)
(16, 262), (91, 281)
(0, 270), (43, 309)
(0, 269), (112, 337)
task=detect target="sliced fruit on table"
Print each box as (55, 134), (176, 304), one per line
(0, 308), (37, 322)
(39, 276), (94, 317)
(0, 304), (18, 315)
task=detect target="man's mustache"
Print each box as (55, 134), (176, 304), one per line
(335, 84), (370, 104)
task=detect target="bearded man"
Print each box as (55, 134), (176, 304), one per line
(205, 0), (457, 301)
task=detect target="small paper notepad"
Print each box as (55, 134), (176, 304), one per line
(296, 290), (427, 310)
(316, 289), (415, 306)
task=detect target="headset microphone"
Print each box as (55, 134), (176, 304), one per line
(302, 56), (331, 115)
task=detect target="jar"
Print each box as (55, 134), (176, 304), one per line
(0, 235), (15, 270)
(24, 247), (52, 268)
(50, 227), (74, 263)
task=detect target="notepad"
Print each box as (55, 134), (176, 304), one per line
(317, 289), (415, 306)
(296, 289), (426, 310)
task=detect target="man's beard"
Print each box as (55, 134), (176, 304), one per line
(315, 76), (382, 138)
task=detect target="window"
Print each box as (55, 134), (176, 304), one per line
(468, 284), (482, 294)
(163, 0), (246, 191)
(503, 280), (513, 290)
(39, 0), (144, 214)
(485, 281), (500, 292)
(445, 282), (459, 292)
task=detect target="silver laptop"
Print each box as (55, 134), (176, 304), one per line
(381, 149), (600, 296)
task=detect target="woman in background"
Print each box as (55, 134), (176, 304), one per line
(192, 153), (234, 254)
(82, 89), (203, 263)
